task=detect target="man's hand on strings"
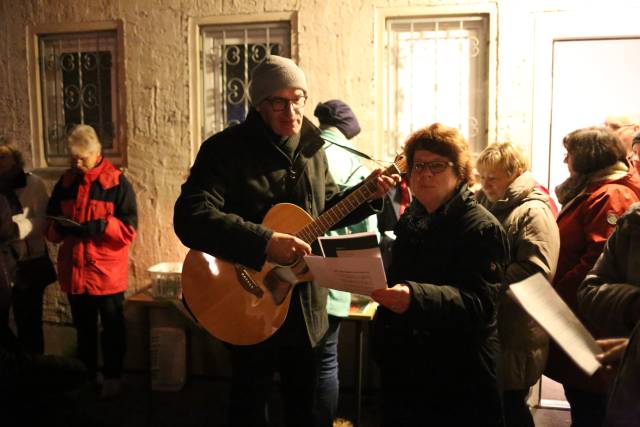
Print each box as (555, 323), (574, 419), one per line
(266, 231), (311, 266)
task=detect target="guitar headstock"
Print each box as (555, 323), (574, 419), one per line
(384, 154), (408, 177)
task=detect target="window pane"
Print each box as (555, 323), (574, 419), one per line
(385, 16), (488, 157)
(201, 23), (290, 137)
(40, 31), (118, 163)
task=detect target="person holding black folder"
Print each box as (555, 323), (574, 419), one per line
(46, 124), (138, 399)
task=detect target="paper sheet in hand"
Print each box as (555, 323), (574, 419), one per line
(510, 273), (601, 376)
(304, 255), (387, 296)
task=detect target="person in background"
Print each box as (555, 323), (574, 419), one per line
(372, 123), (509, 426)
(475, 142), (560, 427)
(313, 99), (376, 426)
(577, 201), (640, 426)
(0, 137), (55, 355)
(545, 126), (640, 427)
(0, 193), (17, 344)
(604, 113), (640, 172)
(630, 132), (640, 172)
(46, 124), (138, 399)
(174, 55), (398, 427)
(376, 173), (410, 270)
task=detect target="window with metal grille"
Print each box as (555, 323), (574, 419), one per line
(200, 22), (291, 138)
(39, 30), (121, 166)
(384, 16), (489, 157)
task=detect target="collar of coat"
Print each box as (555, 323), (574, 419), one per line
(61, 157), (121, 190)
(398, 183), (475, 234)
(244, 108), (325, 161)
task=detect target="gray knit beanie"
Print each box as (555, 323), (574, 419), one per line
(249, 55), (308, 106)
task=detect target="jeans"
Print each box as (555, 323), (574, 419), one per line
(228, 297), (321, 427)
(313, 315), (341, 427)
(68, 292), (126, 379)
(563, 386), (607, 427)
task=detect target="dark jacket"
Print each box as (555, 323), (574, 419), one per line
(46, 158), (138, 295)
(578, 203), (640, 337)
(173, 109), (380, 347)
(373, 184), (509, 426)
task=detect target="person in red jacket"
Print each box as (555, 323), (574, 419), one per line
(46, 124), (138, 399)
(545, 126), (640, 427)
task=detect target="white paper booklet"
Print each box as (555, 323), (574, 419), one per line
(510, 273), (602, 376)
(304, 231), (387, 296)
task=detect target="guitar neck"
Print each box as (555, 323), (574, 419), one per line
(295, 158), (406, 244)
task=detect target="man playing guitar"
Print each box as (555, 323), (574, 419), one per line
(174, 55), (398, 427)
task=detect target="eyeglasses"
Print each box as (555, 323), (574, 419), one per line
(412, 160), (454, 175)
(265, 95), (307, 112)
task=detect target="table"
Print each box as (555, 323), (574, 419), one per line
(345, 301), (378, 427)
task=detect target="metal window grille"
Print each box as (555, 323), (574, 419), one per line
(385, 16), (489, 156)
(39, 31), (119, 164)
(200, 22), (291, 138)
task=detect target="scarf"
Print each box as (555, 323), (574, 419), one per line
(555, 161), (629, 206)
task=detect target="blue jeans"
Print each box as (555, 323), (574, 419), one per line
(313, 315), (341, 427)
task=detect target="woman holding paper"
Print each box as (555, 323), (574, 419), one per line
(371, 123), (509, 427)
(0, 137), (55, 354)
(475, 142), (560, 427)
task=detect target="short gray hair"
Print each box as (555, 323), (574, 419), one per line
(66, 124), (102, 155)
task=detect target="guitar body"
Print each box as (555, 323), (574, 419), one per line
(181, 203), (315, 346)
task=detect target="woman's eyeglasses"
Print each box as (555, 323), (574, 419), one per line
(412, 160), (454, 175)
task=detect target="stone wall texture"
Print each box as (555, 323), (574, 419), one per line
(0, 0), (635, 323)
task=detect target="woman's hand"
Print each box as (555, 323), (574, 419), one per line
(372, 284), (411, 314)
(596, 338), (629, 366)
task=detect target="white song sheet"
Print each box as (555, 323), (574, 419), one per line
(303, 255), (387, 296)
(304, 231), (387, 296)
(510, 273), (602, 376)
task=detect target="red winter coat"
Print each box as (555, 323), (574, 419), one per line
(546, 172), (640, 391)
(46, 159), (137, 295)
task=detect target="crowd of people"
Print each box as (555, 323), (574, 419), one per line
(1, 53), (639, 427)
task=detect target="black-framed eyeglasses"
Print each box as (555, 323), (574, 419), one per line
(265, 95), (308, 112)
(412, 160), (454, 175)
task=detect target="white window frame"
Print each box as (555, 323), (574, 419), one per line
(188, 12), (298, 162)
(27, 21), (126, 168)
(374, 4), (497, 162)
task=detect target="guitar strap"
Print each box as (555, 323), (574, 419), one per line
(284, 126), (325, 195)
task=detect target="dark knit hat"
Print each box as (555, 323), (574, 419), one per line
(313, 100), (361, 139)
(249, 55), (308, 106)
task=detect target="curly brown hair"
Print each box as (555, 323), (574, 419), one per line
(403, 123), (474, 183)
(563, 126), (627, 174)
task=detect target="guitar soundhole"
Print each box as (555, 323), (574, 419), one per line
(263, 271), (292, 306)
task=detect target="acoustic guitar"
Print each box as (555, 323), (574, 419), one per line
(181, 156), (407, 345)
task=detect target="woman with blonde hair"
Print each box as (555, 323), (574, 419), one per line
(46, 124), (138, 399)
(476, 142), (560, 427)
